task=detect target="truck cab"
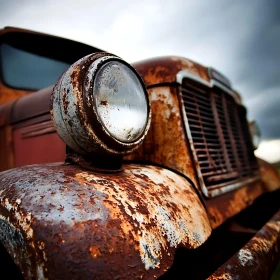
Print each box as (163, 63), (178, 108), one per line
(0, 27), (279, 279)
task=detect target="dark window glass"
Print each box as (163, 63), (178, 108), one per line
(0, 43), (70, 90)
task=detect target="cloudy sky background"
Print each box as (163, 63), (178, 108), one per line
(1, 0), (279, 162)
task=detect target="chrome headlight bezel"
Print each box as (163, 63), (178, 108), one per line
(84, 55), (150, 145)
(51, 53), (151, 157)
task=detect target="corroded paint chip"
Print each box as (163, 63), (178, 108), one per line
(0, 163), (211, 279)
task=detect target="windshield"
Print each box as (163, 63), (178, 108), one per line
(0, 43), (70, 90)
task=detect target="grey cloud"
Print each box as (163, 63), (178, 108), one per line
(246, 86), (280, 139)
(0, 0), (279, 139)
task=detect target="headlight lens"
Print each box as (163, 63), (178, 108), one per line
(94, 61), (148, 142)
(249, 120), (261, 149)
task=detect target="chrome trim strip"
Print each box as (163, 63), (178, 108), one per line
(211, 80), (233, 96)
(176, 70), (234, 98)
(176, 70), (210, 88)
(207, 176), (261, 198)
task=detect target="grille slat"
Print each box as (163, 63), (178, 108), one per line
(182, 80), (259, 191)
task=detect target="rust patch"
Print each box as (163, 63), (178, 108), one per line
(205, 180), (264, 229)
(129, 56), (272, 232)
(0, 163), (211, 279)
(126, 86), (199, 189)
(207, 210), (280, 280)
(100, 100), (108, 106)
(204, 160), (279, 229)
(132, 56), (210, 87)
(89, 246), (101, 259)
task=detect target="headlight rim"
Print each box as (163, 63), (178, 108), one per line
(83, 54), (151, 150)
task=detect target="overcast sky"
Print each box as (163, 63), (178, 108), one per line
(1, 0), (279, 158)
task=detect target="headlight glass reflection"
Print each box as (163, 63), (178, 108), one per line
(94, 61), (148, 142)
(249, 120), (261, 149)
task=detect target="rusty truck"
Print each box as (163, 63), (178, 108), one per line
(0, 27), (279, 279)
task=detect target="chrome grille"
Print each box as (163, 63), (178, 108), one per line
(182, 79), (259, 191)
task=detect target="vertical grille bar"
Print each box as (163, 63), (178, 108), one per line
(210, 91), (232, 173)
(221, 92), (242, 176)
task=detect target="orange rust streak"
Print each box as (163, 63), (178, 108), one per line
(132, 56), (210, 87)
(0, 163), (211, 279)
(89, 246), (101, 258)
(0, 81), (33, 105)
(204, 180), (264, 229)
(0, 125), (14, 171)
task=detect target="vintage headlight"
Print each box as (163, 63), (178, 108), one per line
(249, 120), (261, 149)
(51, 53), (150, 160)
(93, 60), (148, 142)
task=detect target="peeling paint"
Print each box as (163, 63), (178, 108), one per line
(0, 163), (211, 279)
(238, 249), (253, 266)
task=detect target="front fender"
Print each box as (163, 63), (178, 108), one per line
(0, 163), (211, 279)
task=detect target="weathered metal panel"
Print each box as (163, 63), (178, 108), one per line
(130, 57), (280, 229)
(0, 100), (14, 171)
(132, 56), (210, 87)
(13, 123), (65, 167)
(208, 210), (280, 280)
(125, 85), (198, 188)
(0, 125), (14, 171)
(205, 154), (280, 229)
(0, 163), (211, 279)
(204, 180), (265, 229)
(0, 80), (32, 105)
(202, 160), (278, 229)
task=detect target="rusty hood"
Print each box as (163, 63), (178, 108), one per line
(0, 163), (211, 279)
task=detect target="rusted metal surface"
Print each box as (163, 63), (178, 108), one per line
(130, 57), (254, 196)
(0, 87), (55, 171)
(0, 163), (211, 279)
(0, 99), (14, 127)
(0, 125), (14, 171)
(125, 85), (198, 189)
(0, 98), (14, 171)
(204, 180), (265, 229)
(132, 56), (210, 88)
(18, 120), (55, 138)
(207, 210), (280, 280)
(51, 53), (151, 160)
(129, 56), (278, 230)
(0, 89), (66, 170)
(0, 80), (33, 105)
(258, 158), (280, 192)
(10, 86), (53, 124)
(13, 124), (65, 167)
